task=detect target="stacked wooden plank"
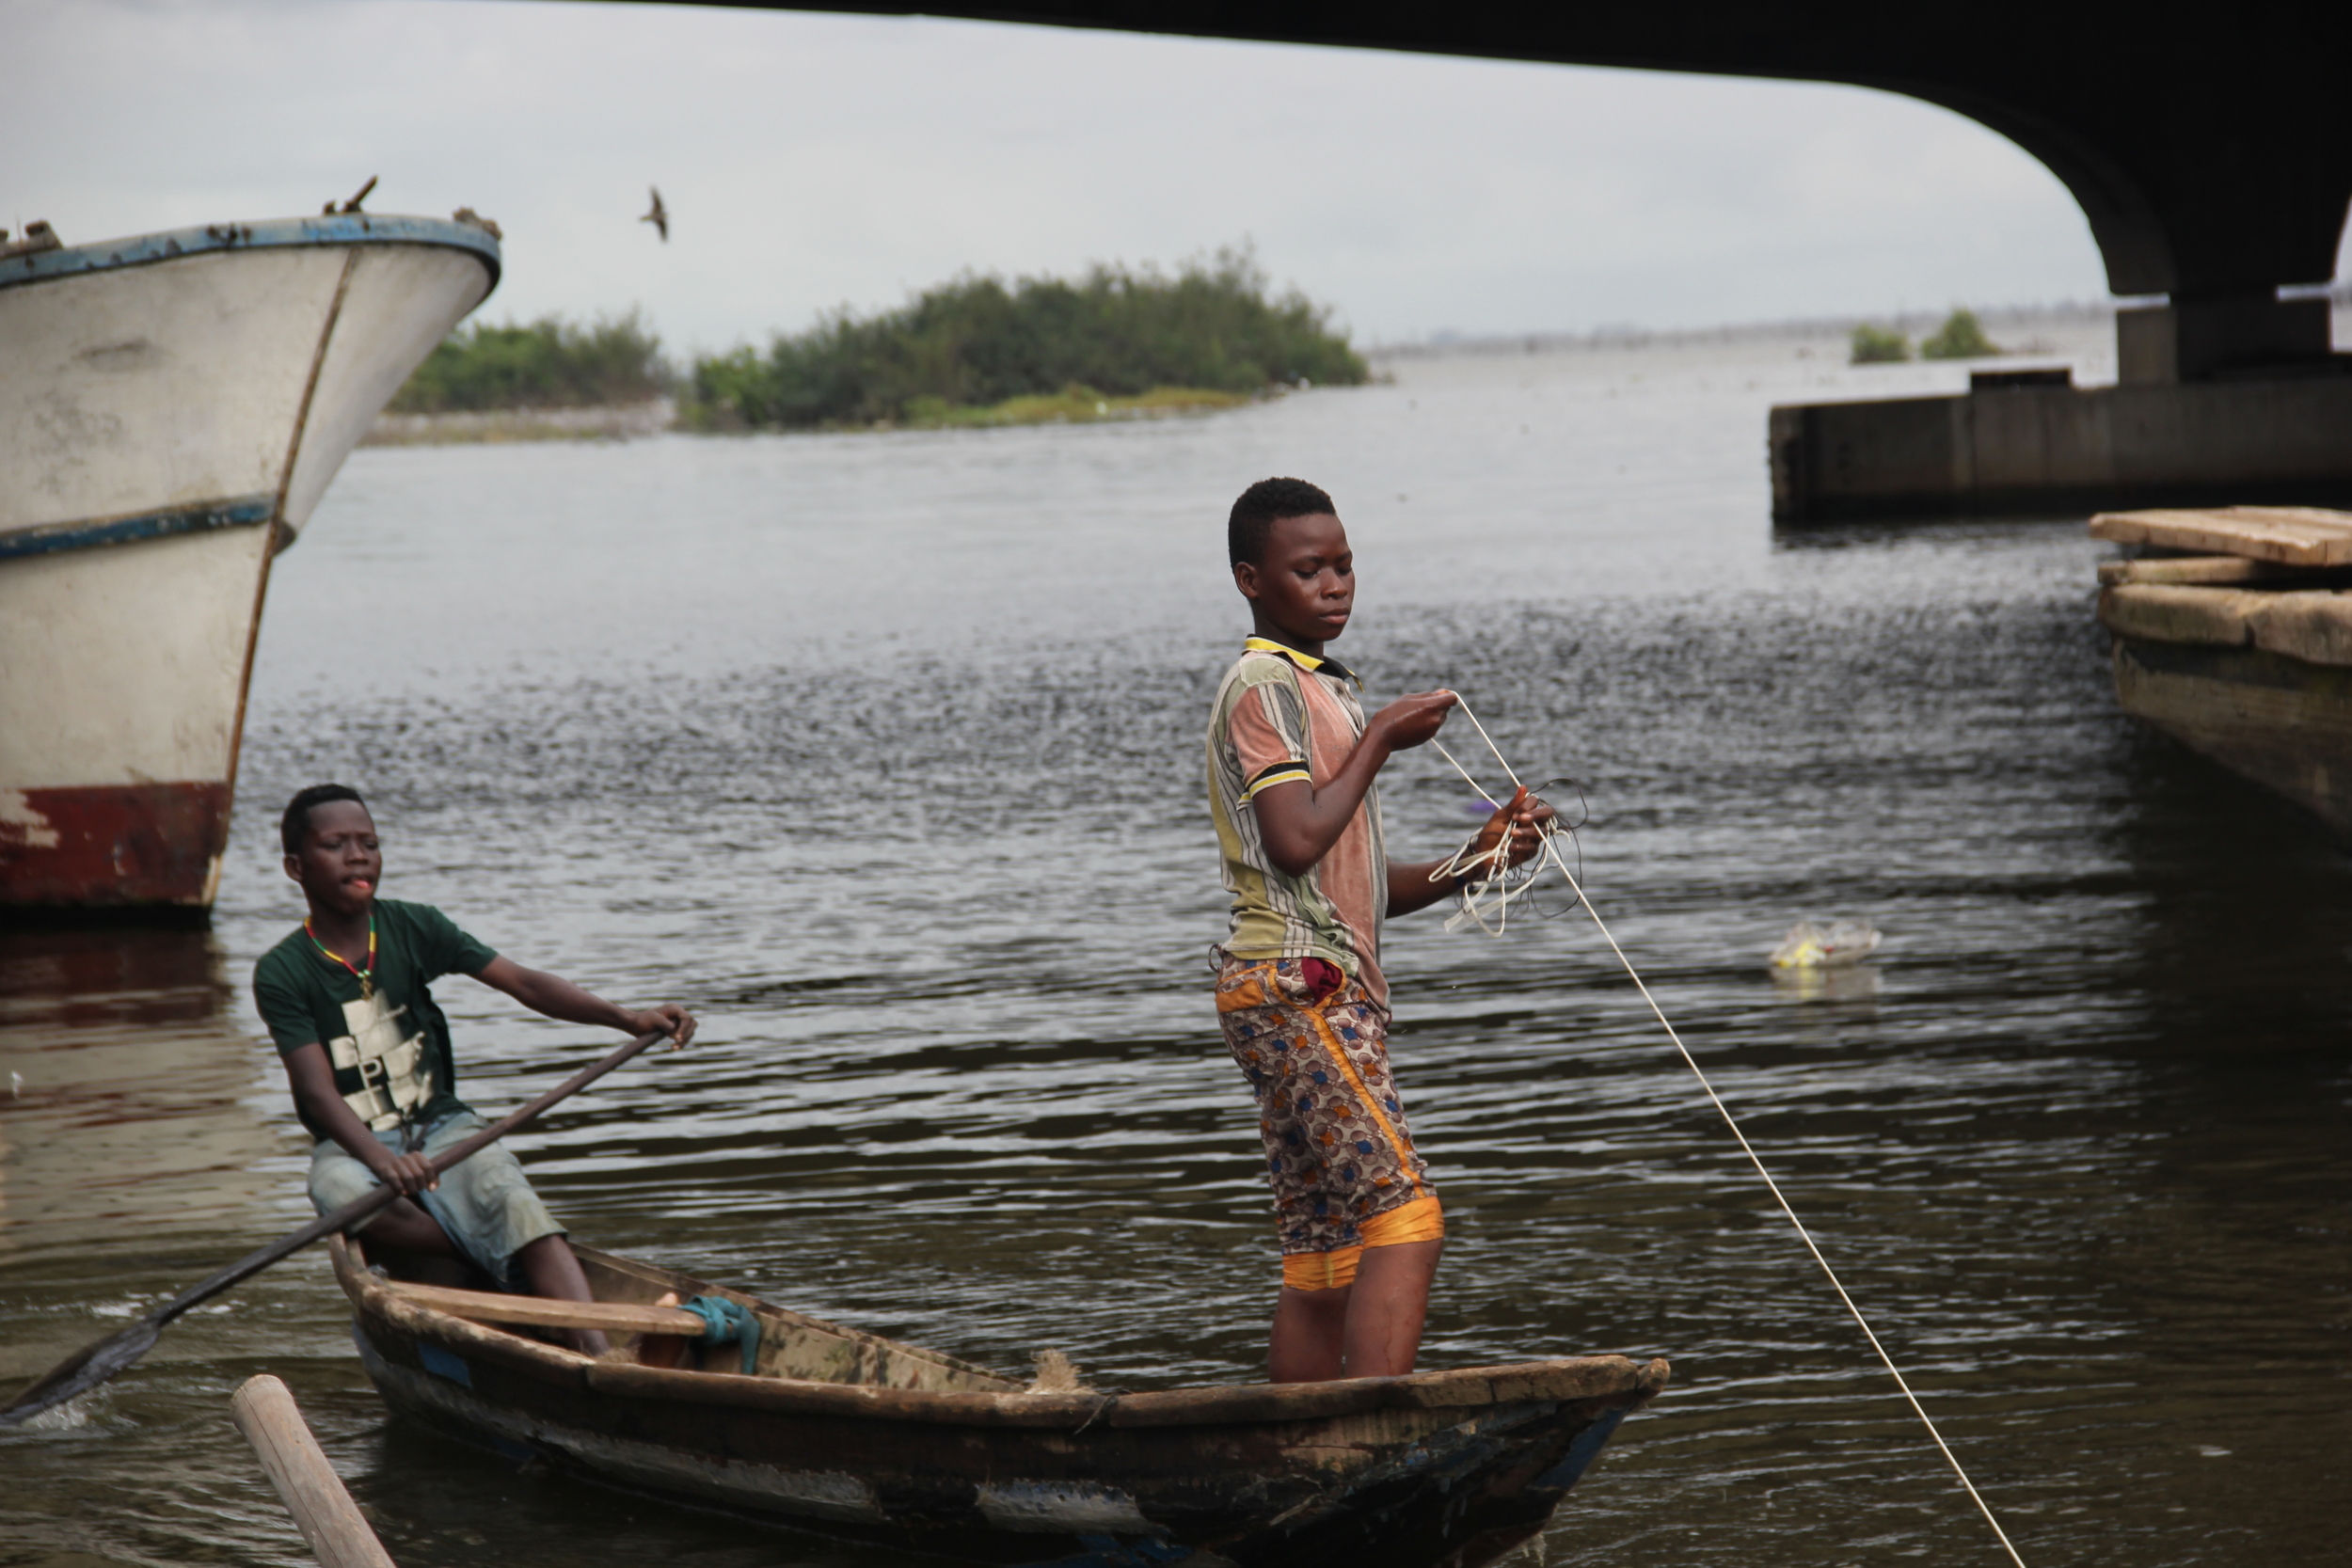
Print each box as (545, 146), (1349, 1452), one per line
(2092, 506), (2352, 666)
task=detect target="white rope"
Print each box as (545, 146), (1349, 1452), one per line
(1431, 696), (2029, 1568)
(1425, 697), (1556, 936)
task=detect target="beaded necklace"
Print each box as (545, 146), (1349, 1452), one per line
(305, 915), (377, 1000)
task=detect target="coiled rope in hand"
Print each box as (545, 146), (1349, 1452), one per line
(1426, 700), (1587, 936)
(1429, 693), (2029, 1568)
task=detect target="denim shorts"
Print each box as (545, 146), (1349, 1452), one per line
(308, 1109), (564, 1290)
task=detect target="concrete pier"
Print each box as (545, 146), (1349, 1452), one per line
(2091, 507), (2352, 837)
(1772, 370), (2352, 523)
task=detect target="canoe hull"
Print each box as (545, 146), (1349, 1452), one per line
(0, 217), (499, 911)
(336, 1242), (1664, 1568)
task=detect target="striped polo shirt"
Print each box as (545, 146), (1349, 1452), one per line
(1206, 638), (1391, 1004)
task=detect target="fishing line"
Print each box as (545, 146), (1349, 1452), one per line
(1431, 694), (2029, 1568)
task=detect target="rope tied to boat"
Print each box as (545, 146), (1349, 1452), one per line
(1431, 693), (2030, 1568)
(678, 1295), (761, 1375)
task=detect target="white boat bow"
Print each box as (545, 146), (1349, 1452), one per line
(0, 214), (501, 910)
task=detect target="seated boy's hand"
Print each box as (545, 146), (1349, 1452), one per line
(370, 1149), (439, 1196)
(1371, 689), (1459, 751)
(629, 1003), (698, 1050)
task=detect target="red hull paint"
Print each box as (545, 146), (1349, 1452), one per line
(0, 781), (231, 908)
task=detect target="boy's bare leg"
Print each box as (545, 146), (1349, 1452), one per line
(365, 1196), (459, 1257)
(1269, 1237), (1443, 1382)
(515, 1235), (611, 1356)
(1342, 1240), (1441, 1378)
(1269, 1284), (1352, 1383)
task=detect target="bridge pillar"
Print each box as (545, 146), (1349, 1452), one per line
(2117, 294), (2335, 385)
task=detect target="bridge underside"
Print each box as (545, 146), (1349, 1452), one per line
(709, 3), (2352, 516)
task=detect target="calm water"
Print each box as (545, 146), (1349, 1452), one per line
(4, 339), (2348, 1568)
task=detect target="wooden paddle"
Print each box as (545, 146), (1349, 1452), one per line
(0, 1026), (671, 1428)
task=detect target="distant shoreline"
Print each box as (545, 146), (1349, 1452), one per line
(360, 386), (1264, 447)
(1368, 289), (2352, 360)
(362, 399), (674, 447)
(896, 384), (1255, 431)
(356, 305), (2123, 447)
(1369, 299), (2116, 360)
(365, 291), (2352, 446)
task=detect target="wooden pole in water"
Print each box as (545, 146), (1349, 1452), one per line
(230, 1374), (397, 1568)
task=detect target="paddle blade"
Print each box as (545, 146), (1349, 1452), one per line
(0, 1317), (162, 1428)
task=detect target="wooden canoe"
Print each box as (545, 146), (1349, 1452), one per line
(328, 1235), (1668, 1568)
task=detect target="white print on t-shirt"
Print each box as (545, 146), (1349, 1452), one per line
(327, 991), (436, 1132)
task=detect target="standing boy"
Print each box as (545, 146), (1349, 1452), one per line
(1208, 478), (1547, 1383)
(253, 783), (694, 1354)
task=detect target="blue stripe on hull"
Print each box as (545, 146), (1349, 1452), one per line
(1529, 1405), (1627, 1493)
(0, 495), (277, 561)
(2, 213), (501, 293)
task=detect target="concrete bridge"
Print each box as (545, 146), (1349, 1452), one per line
(718, 3), (2352, 518)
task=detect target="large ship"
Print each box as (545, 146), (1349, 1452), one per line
(0, 212), (501, 912)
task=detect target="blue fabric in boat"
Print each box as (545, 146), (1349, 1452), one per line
(680, 1295), (760, 1375)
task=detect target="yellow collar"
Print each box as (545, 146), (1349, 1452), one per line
(1244, 636), (1360, 689)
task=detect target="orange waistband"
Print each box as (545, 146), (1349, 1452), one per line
(1360, 1194), (1445, 1248)
(1279, 1196), (1446, 1291)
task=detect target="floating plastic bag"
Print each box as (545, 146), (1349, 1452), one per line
(1769, 919), (1881, 970)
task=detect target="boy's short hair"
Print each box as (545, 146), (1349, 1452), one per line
(281, 783), (368, 855)
(1229, 477), (1337, 567)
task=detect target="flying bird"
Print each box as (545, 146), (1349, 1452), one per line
(640, 186), (668, 243)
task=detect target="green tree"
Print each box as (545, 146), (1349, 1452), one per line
(1850, 323), (1912, 364)
(1919, 309), (2000, 360)
(685, 247), (1369, 431)
(390, 310), (671, 412)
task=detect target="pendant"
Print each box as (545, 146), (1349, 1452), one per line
(360, 976), (374, 1001)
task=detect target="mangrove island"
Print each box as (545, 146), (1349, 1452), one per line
(684, 246), (1368, 432)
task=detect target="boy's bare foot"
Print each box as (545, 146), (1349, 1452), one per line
(637, 1291), (690, 1369)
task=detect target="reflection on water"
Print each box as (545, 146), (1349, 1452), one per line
(0, 927), (297, 1266)
(1766, 963), (1882, 1004)
(4, 339), (2349, 1568)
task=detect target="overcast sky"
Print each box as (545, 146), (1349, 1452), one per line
(8, 0), (2204, 356)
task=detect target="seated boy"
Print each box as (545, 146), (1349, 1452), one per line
(1208, 478), (1548, 1383)
(253, 783), (694, 1355)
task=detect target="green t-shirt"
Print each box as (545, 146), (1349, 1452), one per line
(253, 898), (498, 1143)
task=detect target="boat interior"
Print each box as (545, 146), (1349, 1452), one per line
(341, 1235), (1022, 1393)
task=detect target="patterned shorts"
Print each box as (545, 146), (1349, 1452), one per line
(1216, 956), (1442, 1289)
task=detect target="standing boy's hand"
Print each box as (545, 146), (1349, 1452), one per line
(1467, 785), (1557, 869)
(1370, 690), (1459, 752)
